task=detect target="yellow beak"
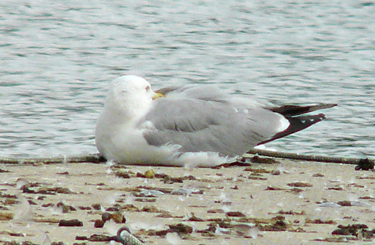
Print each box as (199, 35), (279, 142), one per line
(152, 92), (165, 100)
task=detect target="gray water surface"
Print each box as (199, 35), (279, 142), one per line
(1, 1), (374, 158)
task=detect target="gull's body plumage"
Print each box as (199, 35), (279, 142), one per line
(95, 75), (335, 167)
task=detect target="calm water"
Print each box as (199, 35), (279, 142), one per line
(1, 1), (374, 159)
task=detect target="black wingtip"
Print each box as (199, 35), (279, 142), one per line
(258, 113), (327, 145)
(270, 103), (337, 117)
(257, 103), (336, 145)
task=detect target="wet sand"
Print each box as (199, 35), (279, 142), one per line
(1, 158), (374, 244)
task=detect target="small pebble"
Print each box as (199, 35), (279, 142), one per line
(94, 219), (105, 228)
(59, 219), (83, 227)
(92, 203), (102, 210)
(144, 169), (155, 178)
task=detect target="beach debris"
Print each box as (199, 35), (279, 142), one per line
(103, 211), (126, 223)
(287, 188), (304, 194)
(318, 202), (341, 208)
(287, 182), (313, 188)
(20, 183), (75, 195)
(355, 158), (374, 171)
(134, 169), (157, 178)
(77, 205), (92, 210)
(141, 205), (161, 213)
(0, 212), (13, 220)
(149, 223), (193, 238)
(168, 223), (193, 234)
(270, 169), (281, 175)
(56, 201), (76, 213)
(335, 200), (369, 207)
(244, 167), (270, 173)
(3, 198), (19, 205)
(270, 210), (306, 215)
(305, 218), (336, 224)
(135, 189), (165, 197)
(144, 169), (156, 178)
(226, 211), (246, 218)
(265, 186), (285, 191)
(115, 170), (131, 178)
(248, 175), (268, 180)
(212, 158), (252, 168)
(332, 224), (375, 239)
(197, 215), (294, 237)
(76, 234), (113, 242)
(312, 173), (325, 177)
(259, 216), (291, 231)
(58, 219), (83, 227)
(327, 185), (344, 191)
(116, 226), (144, 245)
(0, 168), (10, 173)
(94, 219), (105, 228)
(313, 236), (355, 242)
(337, 200), (352, 206)
(162, 175), (184, 184)
(186, 212), (204, 222)
(49, 241), (66, 245)
(207, 208), (225, 214)
(249, 155), (279, 164)
(231, 223), (259, 237)
(170, 187), (203, 196)
(113, 168), (198, 185)
(56, 171), (69, 175)
(91, 203), (102, 210)
(121, 204), (140, 212)
(134, 197), (156, 203)
(3, 241), (39, 245)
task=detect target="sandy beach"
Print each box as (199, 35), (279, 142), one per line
(1, 157), (375, 244)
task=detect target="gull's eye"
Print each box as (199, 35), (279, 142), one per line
(145, 86), (150, 92)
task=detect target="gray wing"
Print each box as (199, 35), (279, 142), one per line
(141, 86), (284, 157)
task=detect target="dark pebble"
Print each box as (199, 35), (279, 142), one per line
(250, 156), (279, 164)
(57, 201), (76, 213)
(110, 212), (126, 223)
(102, 212), (111, 222)
(337, 200), (352, 206)
(59, 219), (83, 227)
(57, 171), (69, 175)
(27, 200), (37, 205)
(168, 223), (193, 234)
(226, 211), (245, 217)
(91, 203), (102, 210)
(332, 224), (370, 236)
(78, 206), (92, 210)
(94, 219), (105, 228)
(115, 171), (131, 178)
(75, 236), (88, 240)
(355, 158), (374, 171)
(42, 203), (54, 208)
(106, 206), (120, 212)
(88, 234), (113, 242)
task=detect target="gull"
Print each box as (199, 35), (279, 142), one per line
(95, 75), (335, 167)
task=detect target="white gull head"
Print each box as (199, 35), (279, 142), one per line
(104, 75), (155, 121)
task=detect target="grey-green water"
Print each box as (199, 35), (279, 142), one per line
(1, 1), (374, 158)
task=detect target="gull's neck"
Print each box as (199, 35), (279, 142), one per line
(103, 95), (152, 125)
